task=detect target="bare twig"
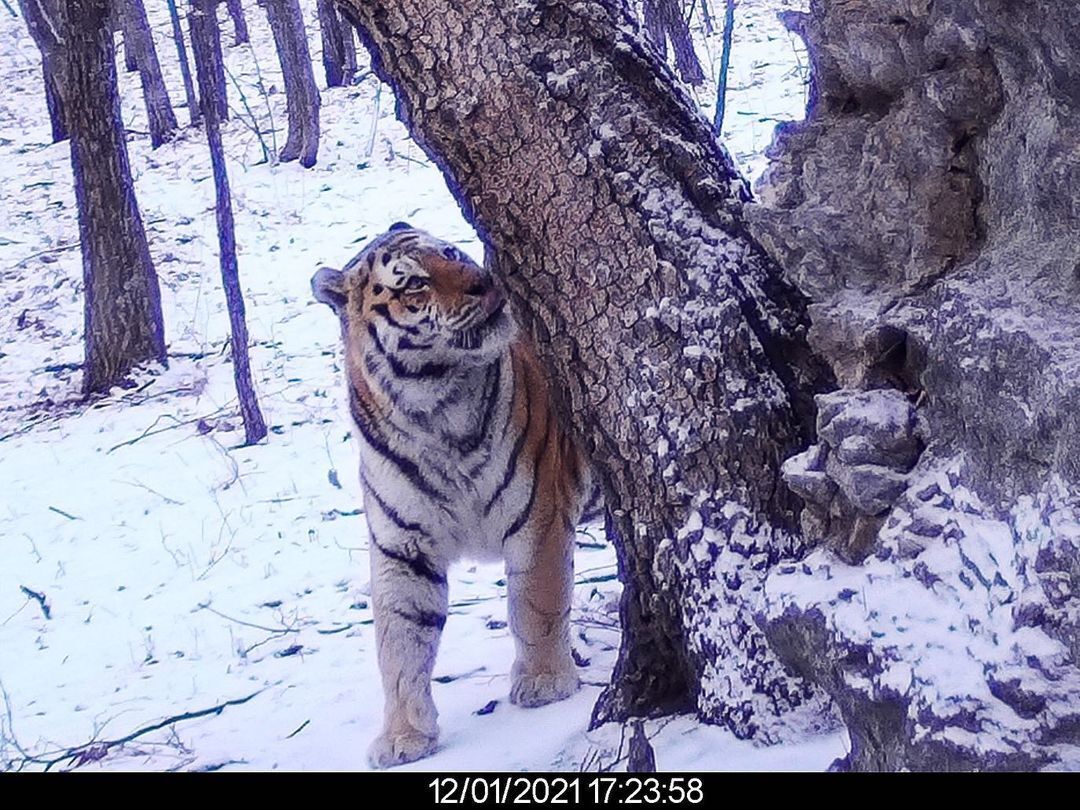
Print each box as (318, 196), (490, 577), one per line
(11, 241), (80, 268)
(47, 505), (79, 521)
(17, 689), (264, 771)
(18, 586), (51, 620)
(285, 719), (309, 739)
(196, 603), (300, 635)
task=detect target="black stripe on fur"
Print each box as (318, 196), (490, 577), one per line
(370, 534), (446, 586)
(484, 373), (532, 516)
(501, 406), (552, 545)
(393, 607), (447, 631)
(349, 384), (447, 503)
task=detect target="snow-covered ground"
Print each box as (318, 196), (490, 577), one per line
(0, 1), (845, 771)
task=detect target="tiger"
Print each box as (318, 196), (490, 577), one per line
(311, 223), (603, 769)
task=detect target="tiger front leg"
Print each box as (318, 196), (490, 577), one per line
(367, 534), (448, 769)
(505, 525), (579, 708)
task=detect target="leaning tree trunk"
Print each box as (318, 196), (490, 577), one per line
(124, 0), (179, 147)
(19, 0), (166, 394)
(260, 0), (320, 166)
(42, 62), (67, 142)
(641, 0), (706, 85)
(190, 0), (267, 446)
(166, 0), (201, 127)
(316, 0), (349, 88)
(223, 0), (249, 45)
(337, 0), (834, 735)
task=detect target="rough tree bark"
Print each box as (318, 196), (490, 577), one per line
(42, 61), (67, 142)
(124, 0), (179, 147)
(316, 0), (350, 88)
(744, 0), (1080, 771)
(260, 0), (320, 166)
(166, 0), (201, 127)
(642, 0), (706, 85)
(19, 0), (166, 394)
(223, 0), (249, 45)
(190, 0), (267, 446)
(337, 0), (835, 736)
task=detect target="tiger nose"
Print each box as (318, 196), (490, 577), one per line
(465, 276), (495, 298)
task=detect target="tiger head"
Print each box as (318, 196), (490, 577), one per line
(312, 224), (514, 382)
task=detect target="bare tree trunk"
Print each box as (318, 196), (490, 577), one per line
(712, 0), (735, 135)
(223, 0), (249, 45)
(341, 17), (356, 80)
(42, 61), (68, 142)
(20, 0), (167, 395)
(113, 2), (139, 72)
(166, 0), (201, 127)
(337, 0), (834, 734)
(698, 0), (714, 34)
(316, 0), (348, 88)
(188, 2), (229, 121)
(642, 0), (666, 52)
(124, 0), (179, 147)
(641, 0), (706, 85)
(260, 0), (320, 166)
(189, 0), (267, 446)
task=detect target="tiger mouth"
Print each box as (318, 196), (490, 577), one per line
(452, 301), (507, 350)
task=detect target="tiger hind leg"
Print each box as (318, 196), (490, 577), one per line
(506, 523), (579, 708)
(367, 536), (448, 768)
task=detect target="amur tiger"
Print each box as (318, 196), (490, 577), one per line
(312, 223), (603, 769)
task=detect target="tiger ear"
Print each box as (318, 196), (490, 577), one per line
(312, 266), (348, 313)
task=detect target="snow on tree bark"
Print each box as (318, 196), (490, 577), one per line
(18, 0), (166, 395)
(123, 0), (179, 148)
(336, 0), (835, 736)
(748, 0), (1080, 770)
(260, 0), (320, 166)
(189, 0), (267, 446)
(166, 0), (201, 127)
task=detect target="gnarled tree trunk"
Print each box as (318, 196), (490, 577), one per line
(19, 0), (166, 394)
(336, 0), (834, 736)
(745, 0), (1080, 772)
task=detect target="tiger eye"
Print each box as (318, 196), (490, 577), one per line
(373, 284), (384, 295)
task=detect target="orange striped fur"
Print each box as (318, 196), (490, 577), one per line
(312, 224), (600, 768)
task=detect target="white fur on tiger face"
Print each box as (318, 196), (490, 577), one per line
(313, 224), (602, 769)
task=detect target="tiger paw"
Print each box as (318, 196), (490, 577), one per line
(509, 670), (580, 708)
(367, 729), (439, 769)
